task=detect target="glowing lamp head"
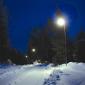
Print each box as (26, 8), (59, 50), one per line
(32, 48), (36, 52)
(26, 56), (28, 58)
(54, 16), (66, 27)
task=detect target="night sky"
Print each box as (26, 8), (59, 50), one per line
(4, 0), (85, 54)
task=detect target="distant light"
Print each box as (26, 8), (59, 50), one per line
(32, 48), (36, 52)
(26, 56), (28, 58)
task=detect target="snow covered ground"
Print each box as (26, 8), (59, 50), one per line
(0, 62), (85, 85)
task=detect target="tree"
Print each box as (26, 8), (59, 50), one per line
(28, 28), (42, 63)
(0, 0), (8, 62)
(50, 27), (66, 64)
(66, 35), (74, 62)
(28, 19), (66, 64)
(74, 29), (85, 62)
(7, 48), (27, 65)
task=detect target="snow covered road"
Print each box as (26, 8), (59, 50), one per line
(0, 64), (53, 85)
(0, 63), (85, 85)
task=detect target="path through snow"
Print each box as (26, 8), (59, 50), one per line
(0, 64), (53, 85)
(0, 63), (85, 85)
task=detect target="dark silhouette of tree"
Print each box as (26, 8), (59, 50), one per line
(7, 48), (27, 65)
(74, 29), (85, 62)
(50, 26), (66, 65)
(28, 25), (54, 63)
(28, 19), (67, 64)
(67, 42), (74, 62)
(28, 28), (42, 63)
(0, 0), (29, 64)
(0, 0), (8, 62)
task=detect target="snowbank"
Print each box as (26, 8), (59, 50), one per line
(44, 62), (85, 85)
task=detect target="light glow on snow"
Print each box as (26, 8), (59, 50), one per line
(0, 62), (85, 85)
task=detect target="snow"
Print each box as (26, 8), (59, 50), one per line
(0, 62), (85, 85)
(44, 62), (85, 85)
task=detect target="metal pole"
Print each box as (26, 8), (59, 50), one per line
(64, 25), (67, 65)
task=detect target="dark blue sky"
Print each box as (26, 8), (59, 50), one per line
(4, 0), (85, 54)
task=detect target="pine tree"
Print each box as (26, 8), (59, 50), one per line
(28, 26), (54, 63)
(28, 28), (42, 63)
(75, 29), (85, 62)
(0, 0), (8, 62)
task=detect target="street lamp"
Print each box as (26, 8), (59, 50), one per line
(26, 55), (28, 58)
(55, 16), (66, 27)
(25, 55), (29, 63)
(31, 48), (38, 62)
(32, 48), (36, 52)
(54, 16), (67, 65)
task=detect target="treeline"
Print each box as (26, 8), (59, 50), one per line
(27, 21), (85, 65)
(0, 0), (27, 65)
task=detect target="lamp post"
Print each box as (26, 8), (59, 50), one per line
(54, 16), (67, 65)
